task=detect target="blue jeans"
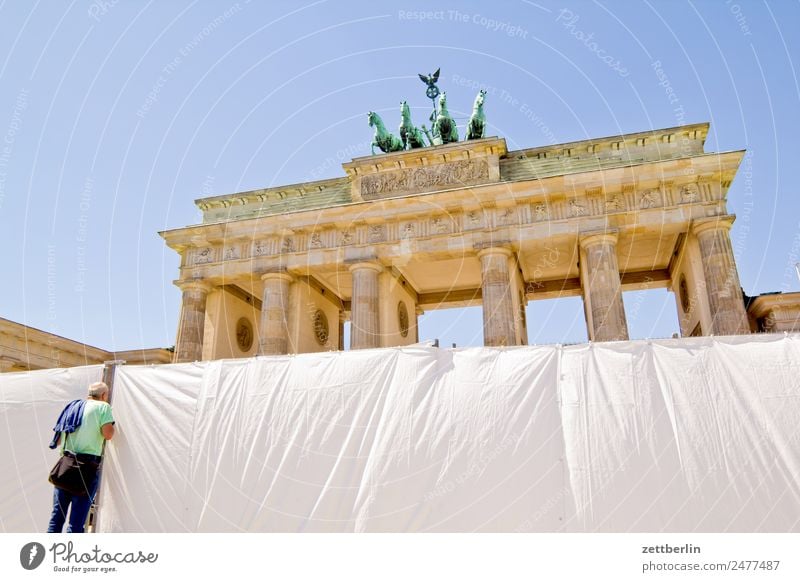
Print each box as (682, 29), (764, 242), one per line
(46, 472), (99, 533)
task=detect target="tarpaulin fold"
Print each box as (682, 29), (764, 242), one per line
(0, 365), (103, 532)
(2, 335), (798, 532)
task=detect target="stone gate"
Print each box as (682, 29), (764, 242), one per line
(161, 122), (752, 362)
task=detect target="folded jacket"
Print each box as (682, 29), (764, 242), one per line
(49, 399), (86, 450)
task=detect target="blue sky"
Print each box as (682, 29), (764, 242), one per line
(0, 0), (798, 350)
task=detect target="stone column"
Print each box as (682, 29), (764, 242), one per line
(259, 272), (294, 355)
(692, 217), (749, 335)
(579, 233), (629, 342)
(349, 261), (382, 349)
(174, 280), (212, 363)
(338, 311), (346, 351)
(415, 306), (424, 343)
(478, 247), (517, 347)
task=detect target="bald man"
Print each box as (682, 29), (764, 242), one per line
(47, 381), (115, 533)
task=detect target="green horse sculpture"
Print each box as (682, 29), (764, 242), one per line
(399, 101), (429, 149)
(434, 92), (458, 145)
(368, 111), (404, 154)
(466, 89), (487, 140)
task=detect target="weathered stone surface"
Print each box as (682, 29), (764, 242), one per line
(159, 123), (762, 359)
(360, 159), (490, 200)
(349, 262), (382, 349)
(259, 272), (294, 355)
(175, 280), (212, 362)
(693, 217), (749, 336)
(478, 247), (518, 347)
(580, 233), (629, 342)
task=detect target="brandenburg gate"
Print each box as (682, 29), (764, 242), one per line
(161, 121), (751, 362)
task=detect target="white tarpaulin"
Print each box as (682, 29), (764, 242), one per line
(2, 335), (799, 532)
(0, 365), (104, 532)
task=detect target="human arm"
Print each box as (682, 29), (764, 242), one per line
(99, 403), (116, 440)
(101, 422), (115, 440)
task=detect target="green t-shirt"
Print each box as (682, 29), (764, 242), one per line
(62, 400), (115, 457)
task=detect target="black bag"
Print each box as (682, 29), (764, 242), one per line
(48, 453), (99, 497)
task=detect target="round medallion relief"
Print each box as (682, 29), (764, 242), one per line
(398, 301), (409, 338)
(679, 275), (690, 314)
(235, 317), (254, 352)
(313, 310), (329, 345)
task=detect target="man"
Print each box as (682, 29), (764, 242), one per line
(47, 381), (115, 533)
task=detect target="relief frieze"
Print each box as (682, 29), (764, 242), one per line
(193, 247), (214, 264)
(252, 240), (269, 256)
(680, 184), (700, 203)
(533, 203), (549, 221)
(369, 225), (386, 242)
(360, 159), (490, 200)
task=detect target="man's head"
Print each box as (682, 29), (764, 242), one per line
(88, 381), (109, 402)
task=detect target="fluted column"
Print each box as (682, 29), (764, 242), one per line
(174, 280), (212, 362)
(692, 217), (749, 335)
(259, 272), (294, 355)
(349, 261), (382, 349)
(478, 247), (517, 347)
(580, 233), (629, 342)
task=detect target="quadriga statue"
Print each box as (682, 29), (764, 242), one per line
(434, 92), (458, 145)
(368, 111), (404, 154)
(466, 89), (487, 140)
(399, 101), (430, 149)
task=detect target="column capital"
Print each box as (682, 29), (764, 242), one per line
(691, 215), (736, 237)
(347, 261), (383, 274)
(175, 279), (212, 293)
(260, 271), (295, 283)
(476, 246), (513, 260)
(579, 230), (618, 249)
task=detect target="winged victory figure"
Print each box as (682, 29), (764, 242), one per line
(419, 68), (441, 100)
